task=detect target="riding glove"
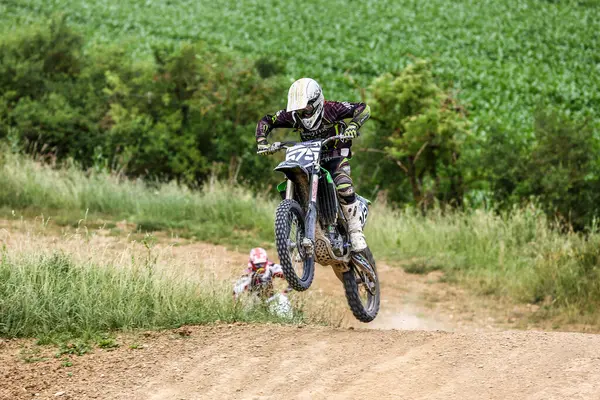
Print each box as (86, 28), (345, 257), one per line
(340, 122), (359, 142)
(257, 139), (271, 155)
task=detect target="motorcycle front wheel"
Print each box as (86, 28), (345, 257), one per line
(274, 199), (315, 291)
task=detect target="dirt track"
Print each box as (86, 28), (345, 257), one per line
(2, 325), (600, 400)
(1, 226), (600, 399)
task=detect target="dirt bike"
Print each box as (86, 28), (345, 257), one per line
(233, 271), (293, 318)
(258, 134), (380, 323)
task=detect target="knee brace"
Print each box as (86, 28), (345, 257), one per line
(334, 172), (356, 205)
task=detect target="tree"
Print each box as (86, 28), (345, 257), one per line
(525, 109), (600, 229)
(367, 60), (470, 210)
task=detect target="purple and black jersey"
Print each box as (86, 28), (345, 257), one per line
(255, 101), (370, 159)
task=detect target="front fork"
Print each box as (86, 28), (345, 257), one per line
(285, 179), (294, 200)
(302, 174), (319, 256)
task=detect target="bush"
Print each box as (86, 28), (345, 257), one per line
(470, 124), (529, 208)
(477, 109), (600, 229)
(365, 60), (470, 209)
(0, 15), (82, 102)
(524, 109), (600, 229)
(0, 17), (287, 186)
(0, 15), (96, 158)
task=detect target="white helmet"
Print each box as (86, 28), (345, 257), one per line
(286, 78), (324, 131)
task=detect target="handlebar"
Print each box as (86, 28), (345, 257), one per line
(257, 134), (353, 156)
(322, 134), (348, 147)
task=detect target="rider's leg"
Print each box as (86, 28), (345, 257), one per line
(325, 158), (367, 252)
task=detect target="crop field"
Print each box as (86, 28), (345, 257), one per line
(2, 0), (599, 136)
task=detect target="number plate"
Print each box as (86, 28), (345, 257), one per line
(285, 142), (321, 165)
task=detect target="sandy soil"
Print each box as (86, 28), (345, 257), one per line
(1, 221), (600, 399)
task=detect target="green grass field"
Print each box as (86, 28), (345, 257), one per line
(2, 0), (599, 136)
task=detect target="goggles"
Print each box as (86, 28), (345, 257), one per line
(297, 103), (316, 118)
(252, 262), (267, 271)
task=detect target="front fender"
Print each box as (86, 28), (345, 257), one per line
(275, 161), (312, 206)
(274, 160), (310, 181)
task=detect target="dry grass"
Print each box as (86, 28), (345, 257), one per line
(0, 219), (343, 341)
(0, 220), (306, 341)
(2, 153), (600, 327)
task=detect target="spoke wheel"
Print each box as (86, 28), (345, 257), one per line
(275, 199), (315, 291)
(343, 248), (380, 322)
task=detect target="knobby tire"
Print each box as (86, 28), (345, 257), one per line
(275, 199), (315, 291)
(343, 247), (380, 322)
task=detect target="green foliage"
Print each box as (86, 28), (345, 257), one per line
(255, 56), (286, 79)
(0, 15), (96, 158)
(56, 341), (92, 357)
(524, 110), (600, 229)
(0, 15), (82, 101)
(2, 15), (599, 226)
(477, 110), (600, 228)
(96, 336), (119, 349)
(60, 358), (74, 367)
(470, 124), (529, 207)
(0, 17), (286, 186)
(19, 346), (48, 363)
(367, 60), (470, 208)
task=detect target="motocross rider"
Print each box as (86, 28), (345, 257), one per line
(255, 78), (371, 252)
(233, 247), (290, 299)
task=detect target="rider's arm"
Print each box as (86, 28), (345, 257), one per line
(256, 110), (296, 144)
(259, 268), (272, 282)
(329, 101), (371, 129)
(268, 263), (291, 294)
(233, 276), (251, 299)
(269, 263), (285, 279)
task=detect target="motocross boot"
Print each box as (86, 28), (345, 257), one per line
(341, 201), (367, 252)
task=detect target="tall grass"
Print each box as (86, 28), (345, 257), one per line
(0, 152), (274, 247)
(367, 203), (600, 320)
(2, 153), (600, 324)
(0, 248), (299, 340)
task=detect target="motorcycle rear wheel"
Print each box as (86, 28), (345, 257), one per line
(343, 248), (380, 322)
(275, 199), (315, 291)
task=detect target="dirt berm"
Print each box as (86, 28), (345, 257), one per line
(2, 324), (600, 399)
